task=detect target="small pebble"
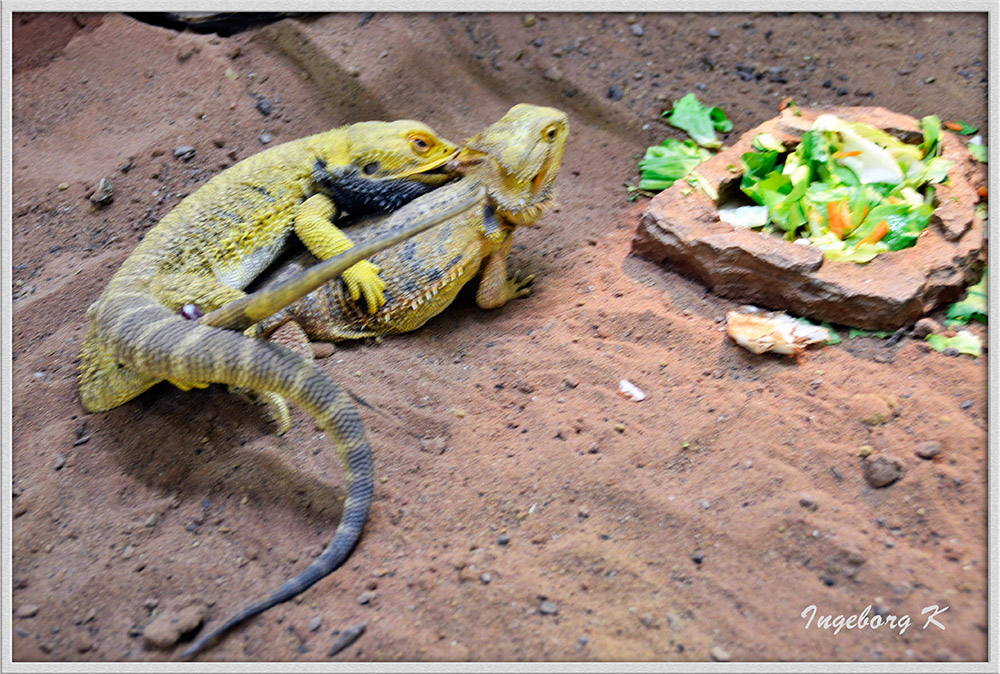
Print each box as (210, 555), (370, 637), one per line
(707, 27), (720, 38)
(497, 534), (510, 546)
(912, 317), (941, 338)
(173, 146), (195, 161)
(698, 499), (712, 510)
(710, 645), (731, 662)
(960, 400), (974, 410)
(89, 177), (113, 207)
(543, 66), (563, 82)
(145, 514), (158, 527)
(143, 598), (159, 610)
(259, 132), (273, 144)
(523, 14), (536, 27)
(309, 616), (322, 632)
(357, 590), (375, 605)
(915, 441), (942, 459)
(691, 551), (704, 565)
(54, 455), (65, 470)
(863, 455), (904, 488)
(606, 85), (623, 101)
(255, 97), (273, 116)
(480, 573), (492, 584)
(539, 600), (558, 615)
(798, 493), (818, 511)
(16, 604), (39, 618)
(143, 603), (206, 648)
(630, 24), (644, 37)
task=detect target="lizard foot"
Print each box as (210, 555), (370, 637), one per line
(504, 271), (536, 302)
(342, 259), (387, 315)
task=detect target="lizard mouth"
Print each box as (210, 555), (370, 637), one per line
(397, 149), (463, 183)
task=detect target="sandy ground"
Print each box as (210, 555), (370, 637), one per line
(9, 11), (989, 663)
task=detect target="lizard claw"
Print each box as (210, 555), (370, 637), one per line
(507, 271), (536, 300)
(343, 260), (387, 314)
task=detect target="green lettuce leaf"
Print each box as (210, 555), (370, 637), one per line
(926, 330), (983, 357)
(920, 115), (942, 158)
(637, 138), (713, 191)
(664, 93), (732, 148)
(946, 269), (987, 324)
(968, 141), (987, 163)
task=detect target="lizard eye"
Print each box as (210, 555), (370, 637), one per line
(543, 125), (560, 142)
(408, 132), (433, 153)
(362, 161), (380, 175)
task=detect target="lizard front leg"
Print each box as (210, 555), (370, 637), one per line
(475, 231), (535, 310)
(295, 193), (386, 314)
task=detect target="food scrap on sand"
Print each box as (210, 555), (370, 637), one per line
(725, 307), (832, 357)
(618, 379), (647, 402)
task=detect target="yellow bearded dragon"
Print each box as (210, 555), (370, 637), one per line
(76, 120), (485, 658)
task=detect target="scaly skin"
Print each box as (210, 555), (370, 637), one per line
(75, 119), (481, 659)
(259, 104), (569, 341)
(79, 120), (458, 414)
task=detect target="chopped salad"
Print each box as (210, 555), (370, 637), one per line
(724, 114), (954, 263)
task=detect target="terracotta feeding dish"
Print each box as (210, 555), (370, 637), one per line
(632, 106), (986, 330)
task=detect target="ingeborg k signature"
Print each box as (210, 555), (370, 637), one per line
(801, 604), (949, 636)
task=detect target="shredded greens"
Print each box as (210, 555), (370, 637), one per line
(633, 93), (731, 193)
(736, 114), (952, 263)
(663, 93), (733, 149)
(637, 139), (713, 191)
(968, 140), (987, 163)
(945, 268), (987, 325)
(926, 330), (983, 357)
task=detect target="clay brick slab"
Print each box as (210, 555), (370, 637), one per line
(632, 106), (986, 330)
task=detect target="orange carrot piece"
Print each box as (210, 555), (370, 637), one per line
(832, 150), (863, 159)
(978, 185), (988, 199)
(887, 196), (904, 205)
(858, 220), (889, 246)
(826, 200), (849, 239)
(945, 121), (964, 132)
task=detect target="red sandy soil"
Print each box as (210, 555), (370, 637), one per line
(10, 12), (989, 663)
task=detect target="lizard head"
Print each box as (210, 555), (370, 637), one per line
(344, 120), (460, 185)
(312, 120), (462, 217)
(454, 104), (569, 227)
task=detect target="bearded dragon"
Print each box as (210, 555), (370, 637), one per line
(76, 120), (486, 658)
(79, 120), (458, 415)
(257, 104), (569, 342)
